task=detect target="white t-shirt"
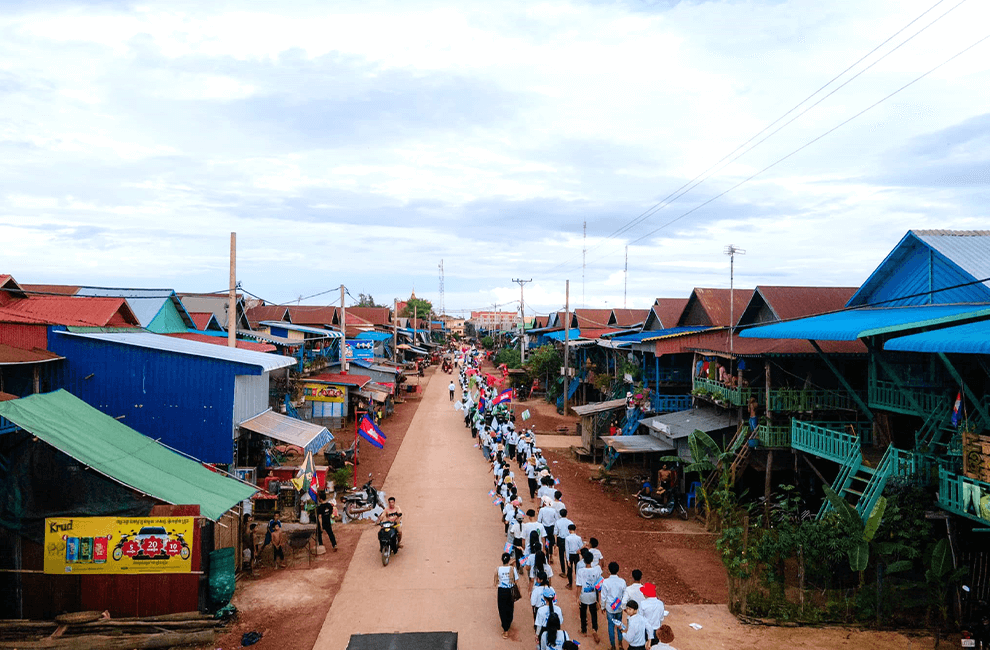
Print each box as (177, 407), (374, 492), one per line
(534, 603), (563, 629)
(588, 547), (603, 566)
(496, 565), (518, 588)
(564, 532), (583, 555)
(640, 596), (666, 630)
(575, 563), (603, 605)
(553, 517), (573, 539)
(537, 486), (555, 501)
(539, 629), (570, 650)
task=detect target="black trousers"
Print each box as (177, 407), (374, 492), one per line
(497, 586), (515, 632)
(317, 516), (337, 549)
(528, 478), (538, 499)
(567, 553), (579, 585)
(556, 538), (567, 572)
(579, 601), (598, 632)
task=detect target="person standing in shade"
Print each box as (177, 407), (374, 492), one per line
(315, 491), (338, 552)
(494, 552), (518, 639)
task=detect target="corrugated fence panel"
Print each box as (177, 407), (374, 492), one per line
(233, 373), (270, 435)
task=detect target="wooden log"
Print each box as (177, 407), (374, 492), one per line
(70, 620), (220, 631)
(0, 630), (215, 650)
(102, 613), (211, 623)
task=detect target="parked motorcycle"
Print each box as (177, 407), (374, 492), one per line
(378, 521), (399, 566)
(961, 586), (989, 648)
(323, 440), (356, 470)
(342, 475), (382, 519)
(637, 491), (688, 520)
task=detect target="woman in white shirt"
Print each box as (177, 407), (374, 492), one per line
(538, 611), (572, 650)
(494, 552), (518, 639)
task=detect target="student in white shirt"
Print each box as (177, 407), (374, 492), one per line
(563, 524), (583, 588)
(599, 562), (627, 650)
(552, 508), (574, 573)
(531, 570), (551, 619)
(537, 476), (556, 502)
(575, 549), (602, 640)
(587, 537), (604, 566)
(639, 583), (666, 645)
(534, 587), (563, 638)
(537, 498), (559, 553)
(494, 552), (519, 639)
(538, 610), (571, 650)
(623, 569), (645, 607)
(622, 600), (653, 650)
(551, 490), (566, 515)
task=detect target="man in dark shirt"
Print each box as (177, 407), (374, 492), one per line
(315, 491), (338, 552)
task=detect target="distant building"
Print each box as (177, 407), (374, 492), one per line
(469, 310), (517, 333)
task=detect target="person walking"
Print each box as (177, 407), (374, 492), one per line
(639, 583), (666, 645)
(575, 549), (602, 642)
(600, 562), (627, 650)
(622, 600), (653, 650)
(449, 380), (456, 401)
(494, 552), (518, 639)
(315, 491), (338, 552)
(553, 508), (573, 573)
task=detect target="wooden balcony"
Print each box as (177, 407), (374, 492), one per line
(939, 468), (990, 525)
(650, 394), (693, 414)
(869, 378), (946, 417)
(754, 423), (791, 448)
(791, 420), (863, 464)
(694, 377), (861, 412)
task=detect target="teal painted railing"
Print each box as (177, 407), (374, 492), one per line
(869, 379), (946, 417)
(651, 394), (693, 414)
(693, 376), (758, 407)
(792, 420), (862, 464)
(694, 377), (860, 412)
(818, 446), (863, 518)
(0, 415), (17, 435)
(755, 423), (791, 448)
(855, 446), (895, 519)
(939, 468), (990, 525)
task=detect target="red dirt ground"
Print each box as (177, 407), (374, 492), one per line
(208, 366), (437, 650)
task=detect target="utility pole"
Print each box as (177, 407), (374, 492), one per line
(724, 244), (746, 359)
(582, 221), (586, 308)
(512, 278), (532, 362)
(393, 298), (398, 363)
(438, 260), (445, 320)
(624, 245), (628, 309)
(563, 280), (571, 414)
(340, 285), (348, 374)
(228, 232), (236, 348)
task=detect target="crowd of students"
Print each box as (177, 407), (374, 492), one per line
(453, 346), (676, 650)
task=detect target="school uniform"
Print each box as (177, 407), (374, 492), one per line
(552, 516), (573, 572)
(564, 532), (583, 586)
(575, 562), (602, 634)
(624, 612), (653, 650)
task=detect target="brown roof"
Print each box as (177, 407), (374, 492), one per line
(346, 307), (391, 326)
(286, 305), (338, 326)
(189, 312), (221, 331)
(19, 283), (80, 296)
(754, 286), (858, 322)
(0, 296), (140, 327)
(166, 332), (277, 353)
(652, 328), (865, 357)
(0, 391), (18, 402)
(0, 343), (63, 365)
(611, 308), (650, 328)
(246, 304), (290, 327)
(573, 309), (612, 330)
(682, 288), (754, 327)
(533, 316), (549, 328)
(651, 298), (689, 328)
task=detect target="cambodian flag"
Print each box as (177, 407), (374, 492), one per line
(358, 414), (387, 449)
(504, 541), (513, 554)
(593, 576), (605, 591)
(952, 391), (963, 427)
(520, 554), (533, 567)
(478, 398), (486, 413)
(492, 388), (513, 407)
(609, 595), (622, 611)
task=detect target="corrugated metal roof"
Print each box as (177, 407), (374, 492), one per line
(611, 309), (651, 327)
(237, 409), (333, 455)
(356, 331), (394, 341)
(246, 304), (290, 327)
(286, 305), (338, 326)
(346, 307), (392, 325)
(166, 332), (277, 353)
(573, 309), (613, 329)
(684, 288), (754, 327)
(0, 391), (17, 401)
(0, 343), (63, 365)
(56, 330), (295, 372)
(307, 373), (371, 387)
(752, 286), (858, 322)
(237, 329), (304, 346)
(190, 312), (222, 331)
(75, 287), (196, 330)
(601, 434), (674, 454)
(638, 327), (710, 343)
(572, 398), (627, 416)
(580, 327), (621, 339)
(18, 283), (78, 296)
(740, 304), (990, 341)
(544, 329), (582, 341)
(884, 319), (990, 354)
(914, 230), (990, 290)
(0, 295), (140, 327)
(640, 408), (737, 439)
(262, 321), (343, 338)
(686, 331), (866, 357)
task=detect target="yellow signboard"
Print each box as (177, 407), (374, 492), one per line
(303, 383), (346, 403)
(44, 516), (194, 575)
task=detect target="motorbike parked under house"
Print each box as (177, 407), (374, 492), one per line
(637, 491), (689, 520)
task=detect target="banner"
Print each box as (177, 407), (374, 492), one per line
(303, 383), (346, 403)
(44, 516), (195, 575)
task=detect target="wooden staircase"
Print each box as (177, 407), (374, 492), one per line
(704, 423), (753, 495)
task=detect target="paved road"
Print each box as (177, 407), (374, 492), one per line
(314, 376), (530, 649)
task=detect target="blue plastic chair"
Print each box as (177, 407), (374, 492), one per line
(686, 481), (701, 508)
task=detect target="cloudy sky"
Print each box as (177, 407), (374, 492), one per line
(1, 0), (988, 317)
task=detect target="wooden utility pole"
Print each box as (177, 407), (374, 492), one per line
(228, 232), (236, 348)
(340, 285), (348, 374)
(513, 278), (532, 363)
(563, 280), (570, 414)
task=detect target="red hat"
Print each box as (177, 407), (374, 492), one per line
(641, 583), (657, 598)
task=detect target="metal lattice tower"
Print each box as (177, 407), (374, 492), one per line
(438, 260), (445, 318)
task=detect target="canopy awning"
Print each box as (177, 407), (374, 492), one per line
(739, 305), (990, 341)
(884, 319), (990, 354)
(355, 331), (394, 341)
(639, 408), (738, 439)
(544, 329), (582, 341)
(601, 434), (674, 454)
(237, 329), (304, 347)
(239, 409), (333, 455)
(572, 398), (627, 417)
(0, 390), (256, 520)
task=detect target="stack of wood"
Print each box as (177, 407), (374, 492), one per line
(0, 611), (225, 649)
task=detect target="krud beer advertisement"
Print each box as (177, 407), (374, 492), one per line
(44, 516), (195, 575)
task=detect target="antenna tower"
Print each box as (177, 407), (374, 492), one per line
(582, 220), (586, 307)
(438, 260), (445, 318)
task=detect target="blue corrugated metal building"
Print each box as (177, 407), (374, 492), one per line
(47, 328), (294, 464)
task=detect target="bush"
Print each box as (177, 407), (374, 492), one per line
(330, 466), (352, 491)
(494, 348), (522, 369)
(481, 336), (495, 350)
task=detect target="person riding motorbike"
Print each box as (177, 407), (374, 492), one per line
(377, 496), (403, 547)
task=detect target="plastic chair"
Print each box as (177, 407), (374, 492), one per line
(686, 481), (701, 508)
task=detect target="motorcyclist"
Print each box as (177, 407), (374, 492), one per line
(377, 496), (403, 547)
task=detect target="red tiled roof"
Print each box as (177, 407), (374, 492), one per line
(754, 286), (859, 322)
(246, 304), (290, 327)
(287, 305), (338, 326)
(19, 283), (79, 296)
(166, 332), (277, 353)
(307, 373), (371, 388)
(0, 296), (140, 327)
(611, 309), (650, 327)
(346, 307), (391, 325)
(0, 343), (63, 365)
(189, 312), (219, 330)
(573, 309), (612, 329)
(653, 328), (865, 356)
(651, 298), (689, 328)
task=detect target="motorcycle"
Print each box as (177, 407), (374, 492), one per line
(342, 475), (382, 519)
(637, 491), (688, 520)
(378, 521), (399, 566)
(323, 440), (357, 470)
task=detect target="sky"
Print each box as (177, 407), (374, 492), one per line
(1, 0), (988, 317)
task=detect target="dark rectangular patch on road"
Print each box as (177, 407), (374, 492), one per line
(346, 631), (457, 650)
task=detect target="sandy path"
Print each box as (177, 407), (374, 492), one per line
(313, 373), (528, 649)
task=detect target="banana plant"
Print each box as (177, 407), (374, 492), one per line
(822, 483), (886, 576)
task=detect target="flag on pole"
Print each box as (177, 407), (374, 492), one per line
(492, 388), (513, 407)
(503, 541), (513, 554)
(522, 409), (531, 421)
(520, 554), (533, 567)
(952, 391), (963, 427)
(358, 414), (387, 449)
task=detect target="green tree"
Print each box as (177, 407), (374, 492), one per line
(480, 335), (495, 350)
(401, 297), (433, 319)
(525, 345), (561, 385)
(494, 348), (522, 369)
(356, 293), (382, 307)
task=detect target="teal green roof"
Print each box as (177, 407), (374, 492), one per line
(0, 390), (256, 520)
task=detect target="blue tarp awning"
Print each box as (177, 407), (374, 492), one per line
(885, 320), (990, 354)
(739, 305), (990, 341)
(544, 329), (582, 341)
(356, 331), (393, 341)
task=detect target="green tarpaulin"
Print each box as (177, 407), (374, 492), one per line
(0, 390), (256, 520)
